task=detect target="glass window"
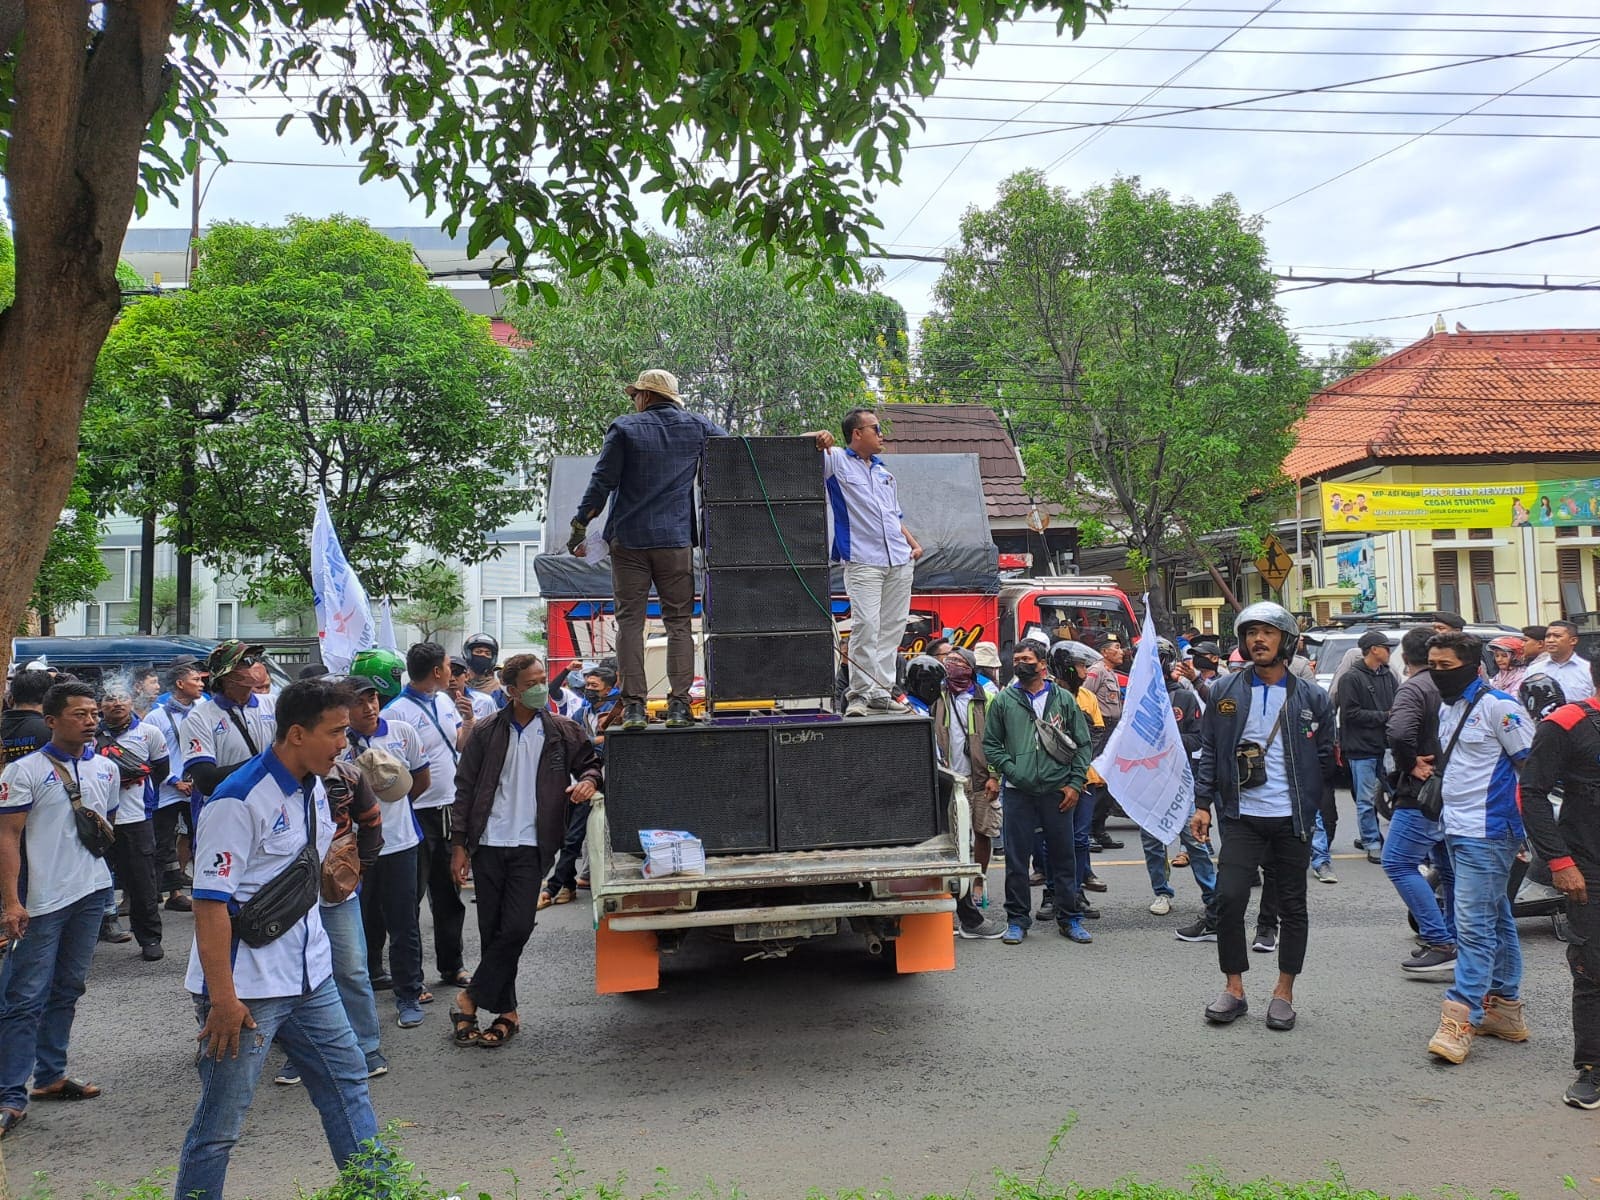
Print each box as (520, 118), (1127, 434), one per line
(95, 549), (128, 602)
(481, 598), (499, 640)
(481, 548), (521, 597)
(216, 602), (236, 639)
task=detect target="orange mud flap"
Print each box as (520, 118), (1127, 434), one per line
(894, 903), (956, 975)
(595, 917), (659, 994)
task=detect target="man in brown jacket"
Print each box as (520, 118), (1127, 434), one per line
(447, 655), (601, 1048)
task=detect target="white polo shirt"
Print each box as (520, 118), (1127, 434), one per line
(344, 717), (427, 857)
(1526, 653), (1596, 703)
(0, 745), (119, 915)
(463, 688), (498, 721)
(481, 715), (545, 848)
(384, 686), (461, 811)
(822, 446), (912, 568)
(186, 749), (334, 1000)
(101, 717), (169, 825)
(181, 693), (278, 797)
(1438, 682), (1535, 840)
(148, 700), (194, 810)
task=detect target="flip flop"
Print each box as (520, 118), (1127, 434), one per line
(0, 1107), (24, 1138)
(30, 1078), (100, 1101)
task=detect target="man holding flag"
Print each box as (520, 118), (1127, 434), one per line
(1189, 602), (1336, 1032)
(311, 492), (377, 675)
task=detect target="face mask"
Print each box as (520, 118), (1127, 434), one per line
(469, 654), (495, 675)
(584, 687), (604, 704)
(520, 684), (549, 710)
(1013, 661), (1040, 682)
(945, 661), (974, 691)
(1432, 662), (1479, 703)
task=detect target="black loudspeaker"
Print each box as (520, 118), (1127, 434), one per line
(703, 436), (826, 503)
(703, 501), (829, 568)
(705, 632), (838, 701)
(702, 565), (832, 635)
(773, 717), (941, 850)
(602, 725), (773, 854)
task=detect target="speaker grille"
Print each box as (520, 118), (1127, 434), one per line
(702, 565), (832, 635)
(772, 718), (941, 850)
(704, 436), (826, 503)
(705, 633), (838, 701)
(703, 501), (829, 568)
(602, 727), (773, 854)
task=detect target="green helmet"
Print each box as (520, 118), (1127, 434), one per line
(348, 648), (406, 702)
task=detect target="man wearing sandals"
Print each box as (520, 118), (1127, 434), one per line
(448, 655), (602, 1048)
(0, 682), (122, 1138)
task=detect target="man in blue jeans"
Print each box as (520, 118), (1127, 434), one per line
(1335, 631), (1398, 865)
(1141, 640), (1218, 923)
(175, 679), (381, 1200)
(0, 681), (123, 1138)
(982, 642), (1094, 945)
(1424, 632), (1535, 1064)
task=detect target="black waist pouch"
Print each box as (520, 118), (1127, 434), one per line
(232, 839), (321, 948)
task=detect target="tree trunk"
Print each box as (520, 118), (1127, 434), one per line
(1142, 557), (1172, 636)
(0, 1), (178, 676)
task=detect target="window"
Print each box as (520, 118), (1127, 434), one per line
(84, 546), (142, 634)
(1468, 528), (1492, 540)
(1432, 529), (1455, 541)
(1556, 525), (1578, 539)
(1558, 548), (1587, 618)
(1468, 549), (1498, 623)
(479, 541), (543, 647)
(1301, 565), (1313, 589)
(1433, 550), (1460, 616)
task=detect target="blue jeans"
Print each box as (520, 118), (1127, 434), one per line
(319, 898), (383, 1069)
(1073, 787), (1096, 886)
(1445, 833), (1522, 1024)
(1350, 757), (1384, 849)
(1140, 824), (1217, 912)
(0, 887), (109, 1111)
(1002, 784), (1079, 928)
(1381, 808), (1456, 947)
(175, 976), (380, 1200)
(1311, 810), (1332, 870)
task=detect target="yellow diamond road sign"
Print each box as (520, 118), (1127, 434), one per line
(1255, 534), (1295, 592)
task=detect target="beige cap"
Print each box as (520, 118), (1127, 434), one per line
(625, 368), (681, 403)
(974, 641), (1002, 671)
(355, 746), (413, 804)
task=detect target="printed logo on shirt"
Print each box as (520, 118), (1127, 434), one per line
(271, 805), (289, 835)
(1217, 699), (1238, 714)
(214, 719), (229, 736)
(210, 850), (233, 879)
(1501, 712), (1524, 732)
(0, 782), (7, 804)
(189, 737), (204, 755)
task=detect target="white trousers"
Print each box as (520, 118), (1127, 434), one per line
(842, 561), (914, 701)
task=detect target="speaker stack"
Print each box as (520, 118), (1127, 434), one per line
(701, 436), (836, 701)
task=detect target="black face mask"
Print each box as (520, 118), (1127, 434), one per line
(468, 653), (495, 676)
(1432, 662), (1479, 704)
(584, 687), (604, 704)
(1013, 661), (1041, 682)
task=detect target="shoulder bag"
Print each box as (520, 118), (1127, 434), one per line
(49, 758), (115, 859)
(1018, 687), (1080, 767)
(231, 788), (322, 947)
(1416, 691), (1485, 822)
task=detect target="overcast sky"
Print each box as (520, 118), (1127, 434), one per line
(136, 1), (1600, 360)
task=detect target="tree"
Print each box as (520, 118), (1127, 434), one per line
(29, 482), (108, 635)
(85, 216), (532, 597)
(394, 562), (467, 644)
(120, 576), (208, 636)
(921, 172), (1310, 632)
(0, 0), (1113, 674)
(505, 216), (904, 470)
(1311, 337), (1394, 388)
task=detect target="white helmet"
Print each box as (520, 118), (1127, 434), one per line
(1233, 601), (1299, 663)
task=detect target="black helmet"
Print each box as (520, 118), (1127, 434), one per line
(1519, 673), (1566, 722)
(463, 632), (499, 659)
(903, 655), (947, 706)
(1156, 637), (1179, 670)
(1049, 640), (1100, 691)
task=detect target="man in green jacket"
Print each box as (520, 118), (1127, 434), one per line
(982, 642), (1094, 945)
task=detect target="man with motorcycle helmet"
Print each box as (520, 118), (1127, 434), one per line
(1192, 602), (1336, 1032)
(462, 634), (506, 708)
(1521, 656), (1600, 1108)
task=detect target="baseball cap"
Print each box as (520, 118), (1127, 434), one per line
(1358, 630), (1391, 652)
(206, 640), (265, 678)
(355, 746), (413, 804)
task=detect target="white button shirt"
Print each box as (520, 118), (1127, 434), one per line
(481, 715), (545, 848)
(101, 717), (169, 826)
(1526, 653), (1596, 703)
(181, 693), (277, 794)
(822, 446), (912, 568)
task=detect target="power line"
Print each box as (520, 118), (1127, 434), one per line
(1277, 223), (1600, 294)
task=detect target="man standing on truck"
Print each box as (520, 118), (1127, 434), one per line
(568, 369), (726, 731)
(983, 642), (1094, 946)
(807, 412), (925, 718)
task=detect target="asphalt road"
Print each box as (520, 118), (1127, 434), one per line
(4, 792), (1595, 1200)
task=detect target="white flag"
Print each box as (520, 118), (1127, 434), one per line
(310, 491), (376, 674)
(378, 597), (398, 652)
(1091, 600), (1194, 846)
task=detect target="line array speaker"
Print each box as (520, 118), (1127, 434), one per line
(703, 500), (829, 568)
(703, 435), (827, 504)
(704, 632), (838, 701)
(702, 565), (832, 636)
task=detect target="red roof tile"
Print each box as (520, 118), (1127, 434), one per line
(880, 404), (1060, 521)
(488, 318), (527, 349)
(1285, 328), (1600, 479)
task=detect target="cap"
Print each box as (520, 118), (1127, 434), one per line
(167, 654), (209, 678)
(973, 641), (1001, 671)
(206, 640), (265, 678)
(449, 655), (471, 674)
(1358, 630), (1390, 652)
(355, 746), (413, 804)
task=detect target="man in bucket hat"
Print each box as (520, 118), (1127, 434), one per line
(569, 369), (725, 731)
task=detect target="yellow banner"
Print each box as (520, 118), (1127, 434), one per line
(1322, 479), (1600, 532)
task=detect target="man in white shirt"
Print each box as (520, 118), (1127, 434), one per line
(179, 641), (276, 829)
(174, 678), (380, 1200)
(0, 681), (122, 1138)
(150, 656), (208, 912)
(98, 680), (171, 961)
(808, 411), (925, 718)
(383, 642), (473, 989)
(1527, 619), (1596, 703)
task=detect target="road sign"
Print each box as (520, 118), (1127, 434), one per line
(1255, 534), (1295, 592)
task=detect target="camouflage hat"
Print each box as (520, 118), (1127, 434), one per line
(206, 640), (266, 679)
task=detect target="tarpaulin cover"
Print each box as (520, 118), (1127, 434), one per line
(533, 446), (1000, 598)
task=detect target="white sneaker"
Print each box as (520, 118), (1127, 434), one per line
(867, 695), (912, 714)
(844, 698), (871, 718)
(1148, 895), (1172, 916)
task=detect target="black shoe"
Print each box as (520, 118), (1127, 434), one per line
(1566, 1065), (1600, 1110)
(140, 942), (164, 962)
(1367, 848), (1384, 865)
(665, 698), (695, 728)
(372, 974), (394, 991)
(164, 892), (193, 913)
(1174, 918), (1218, 943)
(1252, 928), (1277, 953)
(1097, 836), (1124, 850)
(1035, 901), (1056, 923)
(1353, 838), (1367, 851)
(1076, 898), (1101, 919)
(621, 700), (647, 730)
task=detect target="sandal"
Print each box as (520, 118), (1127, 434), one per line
(1172, 851), (1190, 868)
(449, 1008), (481, 1045)
(441, 969), (472, 987)
(478, 1016), (520, 1049)
(30, 1077), (100, 1101)
(0, 1106), (23, 1138)
(417, 990), (434, 1006)
(537, 891), (554, 911)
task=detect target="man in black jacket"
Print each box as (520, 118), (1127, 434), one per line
(1520, 656), (1600, 1109)
(1382, 626), (1457, 978)
(1336, 630), (1398, 865)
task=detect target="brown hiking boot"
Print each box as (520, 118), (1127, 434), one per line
(1428, 999), (1475, 1063)
(1479, 994), (1530, 1042)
